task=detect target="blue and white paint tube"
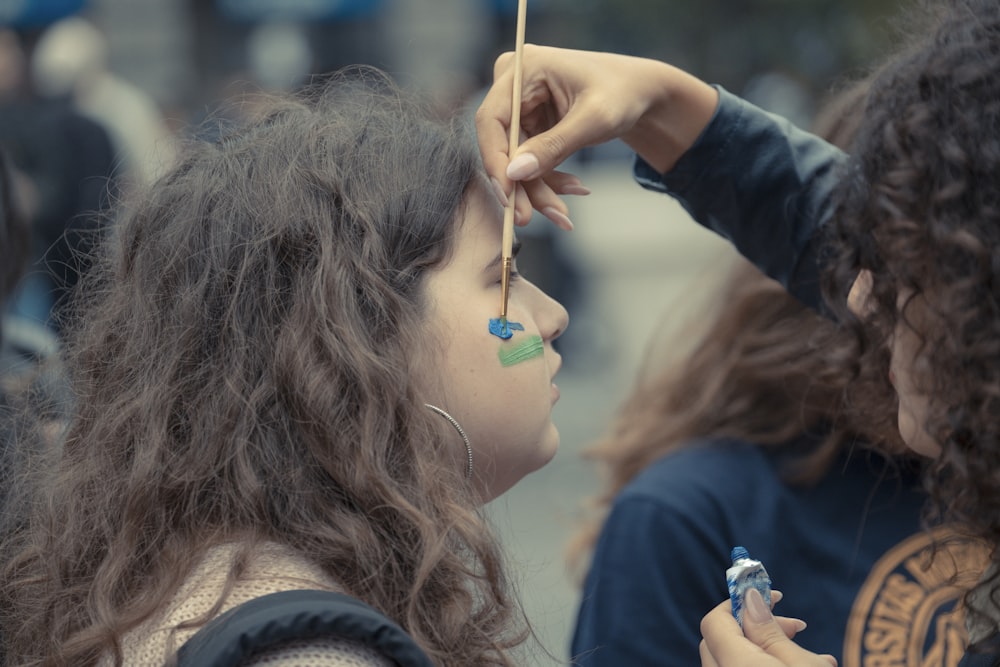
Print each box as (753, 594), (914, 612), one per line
(726, 546), (772, 628)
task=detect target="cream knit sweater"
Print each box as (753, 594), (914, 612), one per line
(106, 543), (394, 667)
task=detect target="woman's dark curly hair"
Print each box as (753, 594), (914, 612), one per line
(825, 0), (1000, 642)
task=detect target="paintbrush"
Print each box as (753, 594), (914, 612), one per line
(498, 0), (528, 334)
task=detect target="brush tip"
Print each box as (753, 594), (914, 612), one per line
(488, 318), (524, 340)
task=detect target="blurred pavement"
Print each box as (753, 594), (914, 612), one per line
(487, 159), (733, 665)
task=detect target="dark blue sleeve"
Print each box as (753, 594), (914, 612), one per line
(570, 495), (729, 667)
(633, 87), (848, 311)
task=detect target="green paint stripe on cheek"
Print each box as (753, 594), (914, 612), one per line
(498, 335), (544, 367)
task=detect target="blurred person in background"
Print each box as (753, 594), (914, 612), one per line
(381, 0), (491, 115)
(0, 27), (116, 336)
(31, 16), (177, 189)
(0, 141), (70, 528)
(0, 148), (34, 391)
(246, 19), (313, 94)
(188, 18), (316, 144)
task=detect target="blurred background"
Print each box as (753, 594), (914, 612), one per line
(1, 0), (909, 664)
(0, 0), (908, 123)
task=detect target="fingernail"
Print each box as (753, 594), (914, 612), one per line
(771, 590), (784, 604)
(560, 184), (592, 196)
(542, 206), (574, 231)
(507, 153), (540, 180)
(745, 588), (773, 624)
(792, 618), (808, 633)
(490, 177), (509, 207)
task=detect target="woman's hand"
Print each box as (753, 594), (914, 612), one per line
(700, 589), (837, 667)
(474, 44), (718, 228)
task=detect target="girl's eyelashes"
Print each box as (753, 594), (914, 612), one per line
(496, 270), (521, 286)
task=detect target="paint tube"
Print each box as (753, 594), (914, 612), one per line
(726, 546), (772, 628)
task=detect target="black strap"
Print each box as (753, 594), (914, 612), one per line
(175, 589), (434, 667)
(959, 653), (1000, 667)
(959, 634), (1000, 667)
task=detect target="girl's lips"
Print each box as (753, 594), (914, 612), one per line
(551, 383), (560, 403)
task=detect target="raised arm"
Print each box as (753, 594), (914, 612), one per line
(476, 46), (848, 311)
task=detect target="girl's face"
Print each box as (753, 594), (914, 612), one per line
(848, 270), (942, 457)
(417, 185), (569, 501)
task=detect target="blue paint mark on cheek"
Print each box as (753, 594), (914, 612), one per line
(488, 318), (524, 340)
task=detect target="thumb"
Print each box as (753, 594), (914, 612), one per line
(742, 589), (837, 667)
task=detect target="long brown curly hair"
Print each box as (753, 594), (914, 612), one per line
(824, 0), (1000, 644)
(0, 69), (529, 666)
(568, 253), (904, 569)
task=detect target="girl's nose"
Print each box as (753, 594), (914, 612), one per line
(538, 289), (569, 342)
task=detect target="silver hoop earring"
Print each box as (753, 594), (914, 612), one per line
(424, 404), (473, 480)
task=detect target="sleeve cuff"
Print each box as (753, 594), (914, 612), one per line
(632, 85), (747, 196)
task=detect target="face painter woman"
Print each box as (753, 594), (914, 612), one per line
(476, 1), (1000, 666)
(0, 68), (569, 667)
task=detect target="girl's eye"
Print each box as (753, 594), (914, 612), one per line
(498, 270), (521, 285)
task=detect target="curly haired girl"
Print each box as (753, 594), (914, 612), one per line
(1, 69), (569, 666)
(829, 0), (1000, 655)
